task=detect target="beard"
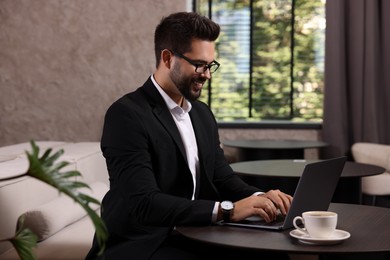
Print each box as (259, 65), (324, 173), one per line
(170, 62), (206, 101)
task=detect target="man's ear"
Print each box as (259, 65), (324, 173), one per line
(161, 49), (173, 69)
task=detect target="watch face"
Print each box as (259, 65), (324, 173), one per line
(221, 201), (234, 210)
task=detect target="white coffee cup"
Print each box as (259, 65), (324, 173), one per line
(293, 211), (337, 238)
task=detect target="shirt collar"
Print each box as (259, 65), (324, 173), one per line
(151, 75), (192, 113)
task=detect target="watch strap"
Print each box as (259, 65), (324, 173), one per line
(222, 208), (231, 222)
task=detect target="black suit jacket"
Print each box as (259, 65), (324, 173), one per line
(86, 77), (261, 259)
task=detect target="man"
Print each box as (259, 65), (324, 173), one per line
(86, 11), (292, 260)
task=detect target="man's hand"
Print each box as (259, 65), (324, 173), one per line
(260, 189), (293, 216)
(229, 190), (293, 223)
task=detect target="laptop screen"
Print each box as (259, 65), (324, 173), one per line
(219, 156), (347, 230)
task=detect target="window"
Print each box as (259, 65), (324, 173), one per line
(193, 0), (326, 122)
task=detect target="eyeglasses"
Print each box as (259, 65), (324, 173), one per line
(171, 51), (220, 74)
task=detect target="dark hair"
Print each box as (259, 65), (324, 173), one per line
(154, 12), (220, 67)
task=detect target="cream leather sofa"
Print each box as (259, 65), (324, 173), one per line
(0, 141), (109, 259)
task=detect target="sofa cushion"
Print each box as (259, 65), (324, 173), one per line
(58, 142), (109, 185)
(0, 141), (67, 158)
(17, 182), (108, 241)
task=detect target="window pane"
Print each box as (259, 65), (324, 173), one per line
(194, 0), (325, 122)
(293, 0), (325, 121)
(197, 0), (251, 120)
(252, 0), (293, 119)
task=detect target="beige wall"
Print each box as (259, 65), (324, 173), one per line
(0, 0), (188, 146)
(0, 0), (321, 155)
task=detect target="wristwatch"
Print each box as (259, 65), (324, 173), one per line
(221, 200), (234, 222)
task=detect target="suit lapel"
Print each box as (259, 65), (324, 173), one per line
(189, 104), (218, 199)
(189, 106), (206, 166)
(141, 78), (187, 162)
(142, 78), (219, 199)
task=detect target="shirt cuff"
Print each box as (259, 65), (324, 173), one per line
(213, 193), (263, 222)
(253, 191), (265, 196)
(212, 202), (220, 222)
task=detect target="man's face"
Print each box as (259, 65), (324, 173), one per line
(170, 39), (216, 101)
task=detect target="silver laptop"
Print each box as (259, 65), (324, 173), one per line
(219, 156), (347, 230)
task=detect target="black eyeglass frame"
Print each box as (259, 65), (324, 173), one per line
(170, 50), (220, 74)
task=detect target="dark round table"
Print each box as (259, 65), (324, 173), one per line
(222, 139), (328, 160)
(176, 203), (390, 259)
(230, 160), (385, 204)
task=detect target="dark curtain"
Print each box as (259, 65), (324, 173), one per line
(322, 0), (390, 159)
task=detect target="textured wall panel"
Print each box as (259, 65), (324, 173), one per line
(0, 0), (187, 146)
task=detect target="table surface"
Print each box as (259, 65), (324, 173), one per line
(222, 139), (329, 150)
(230, 160), (385, 179)
(176, 203), (390, 255)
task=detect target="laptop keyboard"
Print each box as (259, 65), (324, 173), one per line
(241, 213), (286, 226)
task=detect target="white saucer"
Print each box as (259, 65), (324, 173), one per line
(290, 229), (351, 245)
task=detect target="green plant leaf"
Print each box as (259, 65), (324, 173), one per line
(24, 140), (108, 255)
(9, 215), (38, 260)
